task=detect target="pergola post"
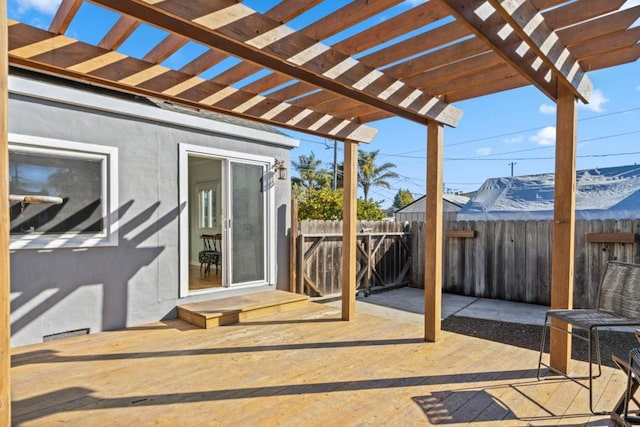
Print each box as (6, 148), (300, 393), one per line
(1, 0), (11, 422)
(549, 82), (578, 373)
(342, 139), (358, 320)
(425, 120), (444, 342)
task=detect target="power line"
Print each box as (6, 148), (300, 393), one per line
(375, 105), (640, 156)
(446, 150), (640, 162)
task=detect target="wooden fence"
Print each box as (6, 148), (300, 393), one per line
(295, 220), (411, 297)
(411, 219), (640, 307)
(293, 218), (640, 307)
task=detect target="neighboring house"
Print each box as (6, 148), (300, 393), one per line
(394, 194), (469, 223)
(8, 69), (298, 346)
(458, 164), (640, 221)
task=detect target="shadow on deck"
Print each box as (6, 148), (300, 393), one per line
(11, 299), (625, 426)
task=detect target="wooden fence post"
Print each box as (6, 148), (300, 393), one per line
(289, 199), (298, 293)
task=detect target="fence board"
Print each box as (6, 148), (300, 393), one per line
(463, 221), (476, 296)
(513, 221), (527, 302)
(474, 221), (486, 296)
(574, 220), (587, 307)
(503, 221), (516, 301)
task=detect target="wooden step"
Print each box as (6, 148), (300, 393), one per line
(176, 290), (309, 329)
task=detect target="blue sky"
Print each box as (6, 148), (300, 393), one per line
(7, 0), (640, 207)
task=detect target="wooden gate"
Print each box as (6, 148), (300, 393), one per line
(295, 220), (411, 298)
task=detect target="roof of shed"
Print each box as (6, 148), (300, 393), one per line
(458, 164), (640, 220)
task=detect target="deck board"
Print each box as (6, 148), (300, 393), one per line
(11, 301), (623, 426)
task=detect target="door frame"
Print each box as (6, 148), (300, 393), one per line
(178, 143), (276, 298)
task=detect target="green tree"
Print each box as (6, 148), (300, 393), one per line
(297, 187), (385, 220)
(291, 152), (331, 190)
(392, 189), (414, 210)
(297, 187), (343, 220)
(357, 198), (385, 220)
(357, 149), (398, 201)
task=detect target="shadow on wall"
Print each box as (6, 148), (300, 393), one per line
(9, 199), (184, 339)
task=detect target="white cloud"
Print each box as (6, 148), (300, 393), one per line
(539, 103), (556, 115)
(623, 0), (640, 9)
(504, 136), (523, 144)
(16, 0), (61, 15)
(530, 126), (556, 146)
(476, 147), (492, 156)
(579, 88), (609, 113)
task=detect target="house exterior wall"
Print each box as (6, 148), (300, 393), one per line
(395, 199), (462, 223)
(8, 74), (297, 346)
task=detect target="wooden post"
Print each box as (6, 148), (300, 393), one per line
(425, 120), (444, 342)
(342, 140), (358, 320)
(289, 198), (298, 293)
(550, 82), (578, 373)
(1, 0), (11, 422)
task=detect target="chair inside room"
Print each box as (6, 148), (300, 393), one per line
(199, 234), (221, 276)
(537, 261), (640, 414)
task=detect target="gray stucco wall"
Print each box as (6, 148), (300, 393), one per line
(8, 77), (294, 346)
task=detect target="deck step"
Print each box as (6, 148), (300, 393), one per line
(177, 290), (309, 329)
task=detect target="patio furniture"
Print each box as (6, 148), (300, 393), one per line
(199, 234), (221, 276)
(537, 261), (640, 414)
(611, 334), (640, 426)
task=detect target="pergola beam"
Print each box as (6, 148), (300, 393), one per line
(89, 0), (462, 127)
(438, 0), (592, 103)
(487, 0), (591, 102)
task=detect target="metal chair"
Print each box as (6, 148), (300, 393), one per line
(537, 261), (640, 414)
(612, 337), (640, 426)
(199, 234), (221, 276)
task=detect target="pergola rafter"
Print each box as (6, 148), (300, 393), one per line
(88, 0), (463, 127)
(7, 20), (379, 143)
(2, 1), (640, 423)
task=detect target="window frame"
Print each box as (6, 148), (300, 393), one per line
(8, 133), (119, 250)
(195, 180), (220, 231)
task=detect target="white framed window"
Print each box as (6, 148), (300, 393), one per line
(196, 180), (219, 230)
(8, 133), (118, 249)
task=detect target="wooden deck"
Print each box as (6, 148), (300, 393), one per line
(11, 301), (625, 426)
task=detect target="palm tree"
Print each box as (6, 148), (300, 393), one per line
(291, 152), (331, 190)
(357, 149), (398, 201)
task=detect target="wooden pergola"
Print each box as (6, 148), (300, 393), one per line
(1, 0), (639, 422)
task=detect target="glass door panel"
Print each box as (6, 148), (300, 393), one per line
(229, 162), (265, 285)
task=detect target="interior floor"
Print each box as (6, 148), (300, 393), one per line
(189, 264), (222, 291)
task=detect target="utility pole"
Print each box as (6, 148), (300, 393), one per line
(508, 162), (517, 177)
(332, 140), (338, 190)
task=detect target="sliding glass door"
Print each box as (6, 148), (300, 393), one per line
(229, 161), (266, 286)
(179, 144), (273, 296)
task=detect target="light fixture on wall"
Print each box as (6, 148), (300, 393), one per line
(273, 159), (287, 180)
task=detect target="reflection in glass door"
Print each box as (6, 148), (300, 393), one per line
(229, 161), (266, 285)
